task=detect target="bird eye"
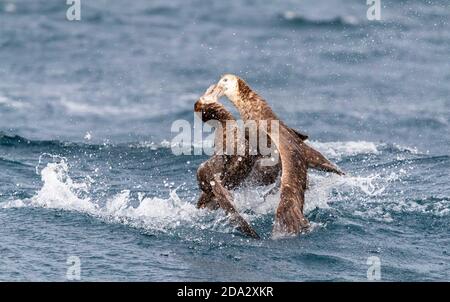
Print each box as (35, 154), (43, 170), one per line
(223, 78), (228, 82)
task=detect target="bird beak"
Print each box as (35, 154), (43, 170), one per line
(212, 84), (224, 98)
(198, 84), (223, 104)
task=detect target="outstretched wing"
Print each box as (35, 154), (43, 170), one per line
(272, 127), (310, 236)
(302, 143), (345, 175)
(287, 126), (344, 175)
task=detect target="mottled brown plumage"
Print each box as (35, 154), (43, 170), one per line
(194, 86), (281, 238)
(215, 74), (344, 236)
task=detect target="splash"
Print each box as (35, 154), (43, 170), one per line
(2, 154), (403, 232)
(2, 155), (361, 237)
(3, 156), (216, 235)
(3, 137), (442, 237)
(231, 168), (404, 219)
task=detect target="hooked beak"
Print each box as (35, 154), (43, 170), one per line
(194, 84), (224, 112)
(209, 84), (224, 99)
(198, 84), (224, 104)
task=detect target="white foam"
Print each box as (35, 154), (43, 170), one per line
(30, 161), (96, 212)
(3, 146), (443, 237)
(130, 140), (384, 160)
(2, 157), (390, 222)
(59, 92), (197, 117)
(234, 169), (414, 224)
(4, 156), (341, 235)
(103, 189), (205, 232)
(308, 140), (379, 160)
(130, 138), (212, 151)
(3, 158), (211, 234)
(391, 143), (420, 154)
(60, 99), (151, 117)
(129, 141), (163, 150)
(4, 3), (16, 13)
(0, 95), (26, 109)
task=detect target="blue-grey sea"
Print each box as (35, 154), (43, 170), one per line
(0, 0), (449, 281)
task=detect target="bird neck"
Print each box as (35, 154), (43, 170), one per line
(231, 93), (277, 122)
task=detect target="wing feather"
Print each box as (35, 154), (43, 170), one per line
(272, 127), (310, 236)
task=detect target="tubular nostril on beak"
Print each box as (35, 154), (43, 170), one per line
(197, 84), (223, 104)
(204, 84), (216, 95)
(213, 85), (224, 97)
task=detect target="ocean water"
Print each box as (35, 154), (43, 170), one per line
(0, 0), (449, 281)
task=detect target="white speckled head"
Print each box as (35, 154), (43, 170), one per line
(216, 74), (240, 101)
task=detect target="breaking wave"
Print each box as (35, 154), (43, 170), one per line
(0, 132), (422, 159)
(3, 138), (440, 238)
(1, 132), (446, 240)
(0, 94), (27, 109)
(278, 11), (359, 27)
(3, 157), (222, 236)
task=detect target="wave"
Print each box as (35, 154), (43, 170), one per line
(143, 5), (178, 16)
(4, 146), (443, 239)
(0, 133), (184, 158)
(0, 156), (32, 168)
(58, 99), (153, 117)
(2, 3), (16, 14)
(0, 95), (27, 109)
(308, 141), (424, 161)
(278, 11), (359, 27)
(0, 157), (357, 236)
(131, 139), (386, 159)
(347, 195), (450, 223)
(0, 133), (47, 147)
(2, 158), (226, 237)
(309, 141), (379, 160)
(0, 1), (71, 16)
(1, 132), (428, 164)
(58, 94), (197, 117)
(0, 132), (89, 149)
(0, 132), (134, 150)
